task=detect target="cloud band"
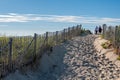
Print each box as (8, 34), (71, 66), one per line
(0, 13), (120, 24)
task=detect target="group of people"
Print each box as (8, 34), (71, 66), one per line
(95, 26), (102, 34)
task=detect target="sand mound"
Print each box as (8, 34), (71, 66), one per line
(4, 35), (120, 80)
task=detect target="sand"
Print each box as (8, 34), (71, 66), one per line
(3, 35), (120, 80)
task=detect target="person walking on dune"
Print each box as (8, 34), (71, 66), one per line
(95, 26), (98, 34)
(99, 26), (102, 34)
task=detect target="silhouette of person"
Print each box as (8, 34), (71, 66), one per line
(95, 26), (98, 34)
(99, 26), (102, 34)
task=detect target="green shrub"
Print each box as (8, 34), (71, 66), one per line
(117, 57), (120, 60)
(101, 41), (112, 49)
(101, 43), (107, 49)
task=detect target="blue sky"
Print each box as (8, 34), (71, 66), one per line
(0, 0), (120, 36)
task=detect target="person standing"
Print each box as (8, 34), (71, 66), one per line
(95, 26), (98, 34)
(99, 26), (102, 34)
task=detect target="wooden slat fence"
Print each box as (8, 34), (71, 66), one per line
(102, 24), (120, 56)
(0, 25), (82, 78)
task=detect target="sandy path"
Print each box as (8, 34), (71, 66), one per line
(94, 36), (120, 67)
(4, 35), (120, 80)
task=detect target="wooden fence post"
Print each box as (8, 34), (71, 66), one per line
(115, 26), (118, 55)
(66, 29), (68, 40)
(55, 31), (58, 44)
(68, 27), (71, 39)
(8, 38), (13, 72)
(115, 26), (117, 47)
(79, 24), (82, 34)
(72, 26), (75, 37)
(75, 26), (77, 36)
(63, 29), (66, 41)
(102, 24), (107, 38)
(34, 33), (37, 56)
(46, 32), (48, 45)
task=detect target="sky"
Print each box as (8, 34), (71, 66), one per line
(0, 0), (120, 36)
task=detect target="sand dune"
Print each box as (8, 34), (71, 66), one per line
(4, 35), (120, 80)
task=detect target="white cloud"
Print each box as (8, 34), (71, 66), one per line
(0, 13), (120, 24)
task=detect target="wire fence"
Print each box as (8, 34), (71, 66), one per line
(102, 24), (120, 56)
(0, 25), (82, 78)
